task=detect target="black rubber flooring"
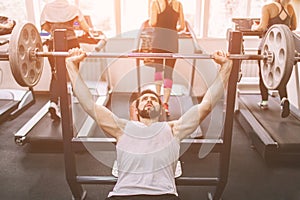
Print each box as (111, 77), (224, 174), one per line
(1, 93), (300, 200)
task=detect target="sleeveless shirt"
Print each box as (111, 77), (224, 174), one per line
(152, 0), (180, 52)
(267, 3), (291, 28)
(108, 121), (180, 197)
(259, 3), (291, 50)
(156, 0), (179, 31)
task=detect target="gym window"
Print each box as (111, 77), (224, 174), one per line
(4, 0), (295, 39)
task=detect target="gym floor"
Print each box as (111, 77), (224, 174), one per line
(1, 94), (300, 200)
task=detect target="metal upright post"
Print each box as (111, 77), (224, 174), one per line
(54, 30), (87, 200)
(212, 31), (243, 200)
(136, 58), (141, 94)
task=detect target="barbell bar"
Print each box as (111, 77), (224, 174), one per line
(3, 22), (299, 89)
(3, 47), (278, 60)
(33, 51), (268, 60)
(6, 50), (298, 62)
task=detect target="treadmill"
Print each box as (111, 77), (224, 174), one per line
(232, 19), (300, 164)
(0, 37), (35, 124)
(236, 93), (300, 163)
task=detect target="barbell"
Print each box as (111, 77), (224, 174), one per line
(1, 22), (299, 89)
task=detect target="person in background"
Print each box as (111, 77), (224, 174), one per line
(65, 47), (232, 200)
(149, 0), (185, 116)
(0, 18), (14, 29)
(40, 0), (92, 121)
(251, 0), (297, 118)
(0, 16), (16, 35)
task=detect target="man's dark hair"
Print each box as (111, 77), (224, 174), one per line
(135, 89), (162, 108)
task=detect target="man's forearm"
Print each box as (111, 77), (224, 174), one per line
(201, 60), (233, 111)
(66, 60), (96, 119)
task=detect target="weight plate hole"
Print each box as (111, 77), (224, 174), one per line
(269, 31), (275, 42)
(267, 72), (273, 87)
(263, 45), (269, 53)
(21, 63), (28, 77)
(22, 29), (29, 43)
(279, 48), (285, 63)
(276, 32), (282, 46)
(28, 69), (36, 83)
(31, 29), (37, 43)
(275, 66), (281, 81)
(19, 45), (25, 59)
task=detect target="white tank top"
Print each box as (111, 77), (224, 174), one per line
(108, 121), (180, 197)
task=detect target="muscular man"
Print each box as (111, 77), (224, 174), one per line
(65, 48), (232, 200)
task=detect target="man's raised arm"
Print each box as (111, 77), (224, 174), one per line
(171, 51), (233, 140)
(65, 48), (126, 139)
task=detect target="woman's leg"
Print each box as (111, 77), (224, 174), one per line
(154, 60), (164, 96)
(257, 49), (269, 109)
(277, 84), (290, 118)
(278, 84), (287, 99)
(47, 40), (59, 105)
(161, 58), (176, 116)
(258, 50), (269, 101)
(152, 48), (164, 96)
(47, 40), (61, 120)
(163, 59), (176, 105)
(47, 39), (79, 120)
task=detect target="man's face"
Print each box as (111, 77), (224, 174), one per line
(137, 93), (161, 119)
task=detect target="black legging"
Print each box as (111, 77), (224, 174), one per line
(47, 38), (79, 104)
(258, 49), (287, 101)
(152, 48), (176, 88)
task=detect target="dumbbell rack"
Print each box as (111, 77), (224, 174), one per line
(55, 29), (243, 200)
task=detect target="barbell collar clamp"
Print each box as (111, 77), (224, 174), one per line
(265, 51), (274, 64)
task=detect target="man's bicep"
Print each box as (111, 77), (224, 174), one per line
(172, 106), (202, 140)
(94, 105), (127, 138)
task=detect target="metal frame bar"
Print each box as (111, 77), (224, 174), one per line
(76, 175), (220, 186)
(293, 63), (300, 109)
(212, 31), (243, 200)
(58, 30), (242, 200)
(14, 101), (50, 145)
(55, 30), (86, 200)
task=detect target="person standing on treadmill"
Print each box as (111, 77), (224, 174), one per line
(251, 0), (297, 118)
(149, 0), (185, 117)
(40, 0), (92, 121)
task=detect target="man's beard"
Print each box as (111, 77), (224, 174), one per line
(137, 106), (161, 119)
